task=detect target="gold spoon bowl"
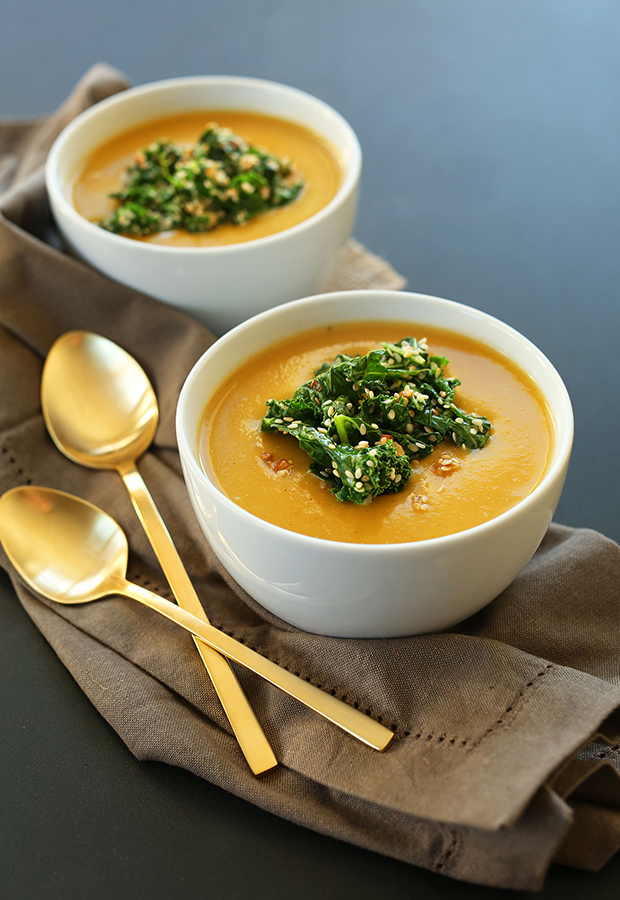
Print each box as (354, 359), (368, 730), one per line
(42, 330), (159, 469)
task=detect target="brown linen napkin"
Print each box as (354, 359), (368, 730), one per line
(2, 65), (620, 892)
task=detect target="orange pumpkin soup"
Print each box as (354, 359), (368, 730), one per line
(72, 111), (342, 246)
(198, 322), (552, 544)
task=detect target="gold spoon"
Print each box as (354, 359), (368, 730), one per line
(0, 486), (394, 752)
(41, 330), (276, 775)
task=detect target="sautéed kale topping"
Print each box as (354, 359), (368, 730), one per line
(261, 338), (492, 504)
(98, 123), (304, 237)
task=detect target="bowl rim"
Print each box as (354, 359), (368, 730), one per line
(45, 74), (362, 257)
(176, 289), (574, 552)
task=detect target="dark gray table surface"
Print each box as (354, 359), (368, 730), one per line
(2, 2), (619, 897)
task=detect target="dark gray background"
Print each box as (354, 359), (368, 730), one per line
(1, 1), (619, 897)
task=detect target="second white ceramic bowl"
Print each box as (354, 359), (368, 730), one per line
(176, 290), (573, 637)
(46, 76), (361, 335)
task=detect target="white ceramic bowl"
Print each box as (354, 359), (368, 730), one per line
(46, 76), (361, 335)
(176, 290), (573, 637)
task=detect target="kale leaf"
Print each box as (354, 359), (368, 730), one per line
(261, 337), (492, 504)
(99, 124), (304, 237)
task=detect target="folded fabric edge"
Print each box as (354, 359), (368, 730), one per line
(553, 799), (620, 872)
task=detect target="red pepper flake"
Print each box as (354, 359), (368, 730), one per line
(261, 451), (293, 474)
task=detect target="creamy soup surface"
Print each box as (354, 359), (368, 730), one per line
(199, 322), (552, 544)
(72, 111), (342, 246)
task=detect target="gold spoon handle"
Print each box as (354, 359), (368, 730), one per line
(122, 578), (393, 752)
(117, 460), (277, 775)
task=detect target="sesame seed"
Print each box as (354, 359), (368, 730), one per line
(455, 417), (463, 425)
(369, 448), (377, 457)
(395, 474), (402, 483)
(470, 428), (477, 435)
(328, 443), (336, 450)
(355, 481), (363, 489)
(283, 416), (293, 422)
(328, 406), (335, 417)
(274, 418), (283, 424)
(289, 422), (299, 429)
(371, 423), (379, 429)
(355, 467), (362, 479)
(317, 427), (327, 433)
(360, 424), (367, 435)
(345, 470), (354, 479)
(387, 409), (396, 420)
(452, 432), (458, 442)
(406, 423), (414, 433)
(415, 441), (426, 449)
